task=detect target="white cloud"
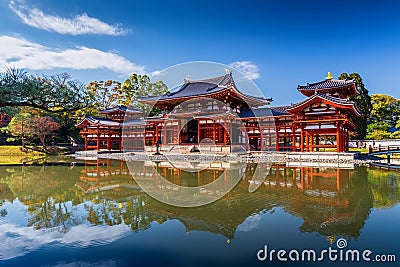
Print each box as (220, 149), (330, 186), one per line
(9, 1), (129, 36)
(0, 222), (130, 260)
(0, 35), (145, 75)
(229, 61), (260, 80)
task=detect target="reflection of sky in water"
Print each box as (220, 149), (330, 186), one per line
(0, 163), (400, 266)
(236, 213), (262, 232)
(0, 200), (130, 260)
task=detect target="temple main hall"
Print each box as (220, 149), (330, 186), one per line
(76, 72), (360, 153)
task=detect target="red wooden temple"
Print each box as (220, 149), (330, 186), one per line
(76, 72), (360, 153)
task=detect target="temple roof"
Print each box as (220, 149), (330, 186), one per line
(99, 105), (143, 114)
(239, 106), (291, 118)
(139, 73), (271, 107)
(297, 78), (358, 97)
(286, 92), (361, 117)
(76, 116), (121, 128)
(76, 116), (149, 128)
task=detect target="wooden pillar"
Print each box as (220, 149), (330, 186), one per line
(229, 120), (232, 145)
(155, 124), (159, 143)
(292, 127), (296, 152)
(245, 130), (249, 151)
(310, 133), (313, 152)
(96, 127), (100, 151)
(275, 126), (279, 151)
(163, 124), (167, 145)
(178, 119), (181, 144)
(260, 129), (263, 151)
(107, 137), (111, 150)
(300, 126), (304, 152)
(84, 135), (88, 150)
(197, 120), (201, 144)
(213, 120), (216, 143)
(336, 123), (341, 152)
(305, 132), (309, 152)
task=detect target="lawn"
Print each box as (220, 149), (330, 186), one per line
(0, 145), (70, 165)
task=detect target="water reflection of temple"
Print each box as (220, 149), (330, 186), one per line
(76, 160), (372, 239)
(76, 159), (140, 199)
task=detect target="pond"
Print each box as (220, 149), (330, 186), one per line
(0, 159), (399, 266)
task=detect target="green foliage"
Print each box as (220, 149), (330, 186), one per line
(2, 109), (34, 147)
(3, 109), (60, 147)
(369, 94), (400, 125)
(366, 124), (392, 140)
(366, 94), (400, 140)
(338, 72), (372, 140)
(122, 73), (168, 116)
(0, 68), (90, 113)
(86, 80), (123, 110)
(87, 74), (168, 116)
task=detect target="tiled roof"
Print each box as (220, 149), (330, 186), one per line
(76, 116), (121, 128)
(287, 93), (361, 116)
(271, 106), (291, 116)
(297, 79), (357, 94)
(122, 119), (146, 126)
(99, 105), (143, 114)
(193, 110), (238, 119)
(139, 73), (271, 105)
(239, 106), (290, 118)
(77, 116), (148, 128)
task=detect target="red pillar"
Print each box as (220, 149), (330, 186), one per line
(84, 135), (88, 150)
(155, 124), (159, 143)
(336, 124), (341, 152)
(213, 120), (216, 143)
(300, 126), (304, 152)
(197, 120), (201, 144)
(275, 127), (279, 151)
(96, 127), (100, 151)
(163, 124), (167, 145)
(292, 127), (296, 152)
(245, 130), (249, 151)
(305, 132), (309, 152)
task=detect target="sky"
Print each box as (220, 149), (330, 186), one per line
(0, 0), (400, 106)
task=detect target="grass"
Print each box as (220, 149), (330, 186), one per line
(0, 145), (70, 165)
(348, 147), (370, 153)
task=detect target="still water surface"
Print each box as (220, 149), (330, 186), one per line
(0, 159), (399, 266)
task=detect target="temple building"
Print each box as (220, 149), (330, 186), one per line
(76, 72), (360, 153)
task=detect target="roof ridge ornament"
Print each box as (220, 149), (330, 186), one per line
(326, 72), (333, 80)
(184, 75), (190, 83)
(225, 68), (231, 74)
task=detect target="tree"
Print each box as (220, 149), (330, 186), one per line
(2, 109), (34, 147)
(369, 94), (400, 125)
(122, 73), (168, 115)
(366, 94), (400, 140)
(338, 72), (372, 140)
(31, 116), (61, 147)
(86, 80), (123, 110)
(366, 122), (392, 140)
(3, 109), (60, 147)
(0, 68), (90, 113)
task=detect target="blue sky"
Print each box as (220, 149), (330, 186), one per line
(0, 0), (399, 105)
